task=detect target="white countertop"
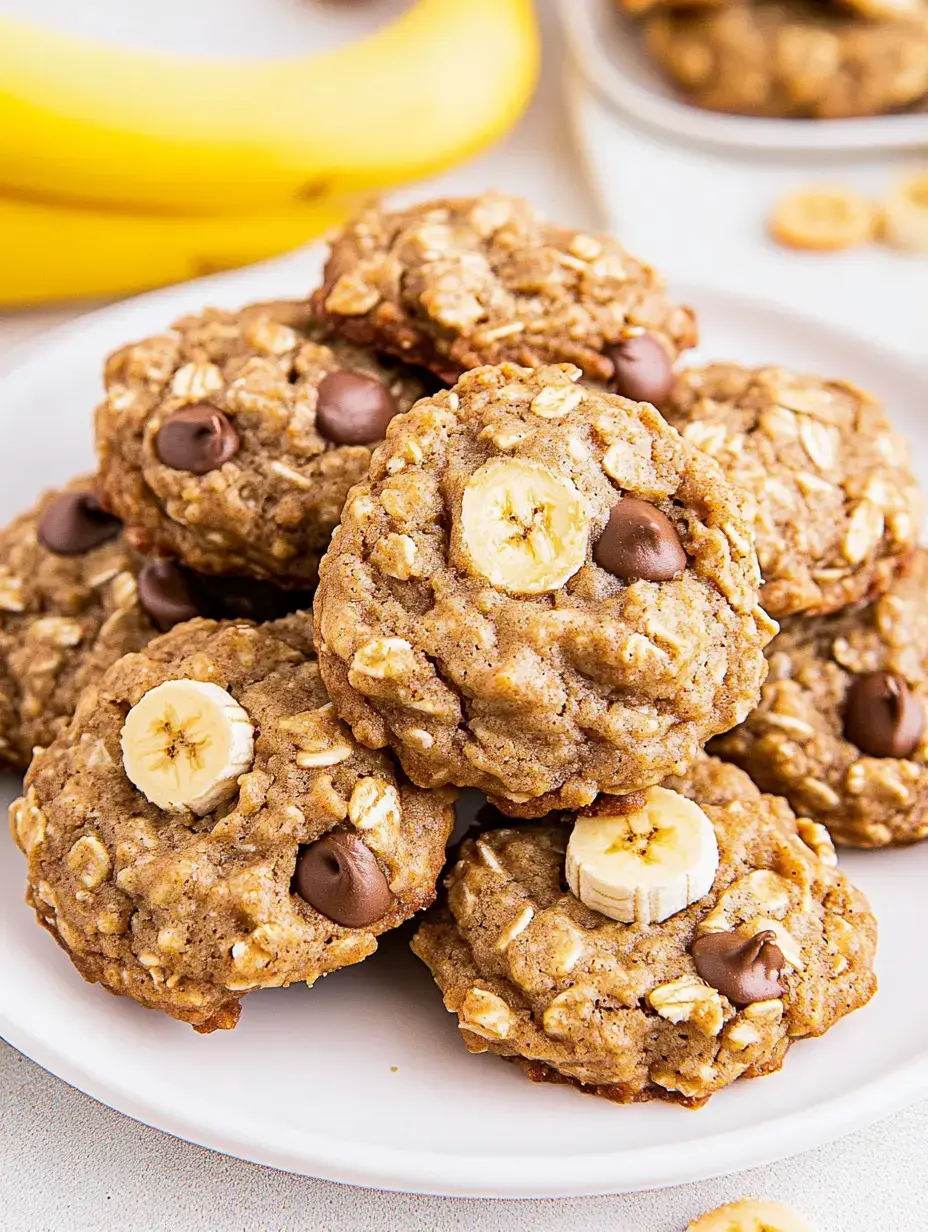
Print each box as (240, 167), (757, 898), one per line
(2, 3), (927, 1227)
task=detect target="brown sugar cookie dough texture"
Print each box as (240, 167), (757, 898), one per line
(714, 549), (928, 848)
(664, 363), (921, 618)
(311, 192), (698, 396)
(11, 617), (455, 1031)
(314, 362), (775, 815)
(644, 0), (928, 119)
(411, 755), (877, 1106)
(0, 479), (158, 771)
(95, 299), (432, 587)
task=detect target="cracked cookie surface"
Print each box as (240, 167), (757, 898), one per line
(314, 362), (774, 815)
(96, 300), (432, 586)
(644, 1), (928, 118)
(311, 192), (697, 387)
(665, 363), (921, 618)
(12, 617), (455, 1031)
(714, 549), (928, 848)
(411, 756), (877, 1106)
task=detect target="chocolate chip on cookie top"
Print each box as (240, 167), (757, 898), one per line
(412, 755), (876, 1106)
(664, 363), (921, 618)
(314, 362), (774, 815)
(0, 479), (159, 771)
(12, 617), (455, 1032)
(714, 548), (928, 848)
(95, 300), (433, 586)
(311, 192), (697, 388)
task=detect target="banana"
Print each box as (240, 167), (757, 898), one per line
(0, 191), (358, 307)
(120, 679), (255, 815)
(0, 0), (539, 215)
(768, 186), (876, 252)
(458, 458), (590, 595)
(881, 169), (928, 252)
(688, 1199), (814, 1231)
(565, 787), (719, 925)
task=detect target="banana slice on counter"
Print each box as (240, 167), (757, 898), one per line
(688, 1198), (814, 1231)
(459, 458), (590, 594)
(769, 186), (876, 252)
(565, 787), (719, 925)
(881, 169), (928, 252)
(121, 680), (255, 815)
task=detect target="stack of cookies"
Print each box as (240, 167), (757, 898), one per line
(614, 0), (928, 118)
(11, 190), (916, 1110)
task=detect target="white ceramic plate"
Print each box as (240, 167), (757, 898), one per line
(560, 0), (928, 154)
(2, 252), (928, 1198)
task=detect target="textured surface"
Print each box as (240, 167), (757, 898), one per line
(665, 363), (921, 618)
(316, 362), (772, 813)
(13, 616), (455, 1030)
(714, 549), (928, 848)
(412, 757), (876, 1105)
(312, 192), (697, 384)
(644, 1), (928, 119)
(0, 477), (157, 771)
(96, 300), (431, 586)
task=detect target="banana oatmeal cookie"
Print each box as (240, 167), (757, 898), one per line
(664, 363), (921, 618)
(311, 192), (697, 399)
(96, 300), (433, 587)
(644, 1), (928, 119)
(314, 362), (775, 815)
(714, 549), (928, 848)
(11, 617), (455, 1031)
(411, 756), (877, 1107)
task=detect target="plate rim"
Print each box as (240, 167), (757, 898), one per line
(559, 0), (928, 156)
(2, 255), (928, 1197)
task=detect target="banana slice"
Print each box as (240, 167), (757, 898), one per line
(881, 170), (928, 252)
(769, 187), (875, 252)
(459, 457), (589, 594)
(121, 679), (255, 815)
(565, 787), (718, 924)
(688, 1198), (814, 1231)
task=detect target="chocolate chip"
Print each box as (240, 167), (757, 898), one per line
(315, 371), (398, 445)
(607, 334), (673, 406)
(155, 404), (239, 473)
(38, 491), (122, 555)
(843, 670), (924, 759)
(691, 929), (785, 1006)
(138, 560), (202, 631)
(293, 831), (394, 928)
(594, 496), (687, 582)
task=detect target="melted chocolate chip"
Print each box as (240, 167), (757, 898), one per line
(138, 560), (201, 631)
(607, 334), (673, 406)
(38, 491), (122, 555)
(155, 404), (239, 474)
(843, 670), (924, 758)
(594, 496), (687, 582)
(691, 929), (785, 1006)
(315, 371), (398, 445)
(293, 831), (394, 927)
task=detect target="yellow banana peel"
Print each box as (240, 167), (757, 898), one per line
(0, 191), (362, 307)
(0, 0), (539, 216)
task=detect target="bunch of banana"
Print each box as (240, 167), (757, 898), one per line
(0, 0), (539, 305)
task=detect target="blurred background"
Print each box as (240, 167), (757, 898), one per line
(1, 0), (923, 354)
